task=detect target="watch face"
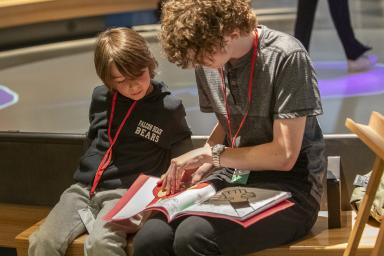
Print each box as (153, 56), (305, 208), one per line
(213, 144), (225, 153)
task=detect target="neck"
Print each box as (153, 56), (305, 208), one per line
(229, 31), (256, 64)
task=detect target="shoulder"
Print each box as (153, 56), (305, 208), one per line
(91, 85), (110, 102)
(195, 66), (216, 77)
(260, 26), (306, 57)
(163, 93), (184, 114)
(153, 80), (184, 112)
(89, 85), (111, 113)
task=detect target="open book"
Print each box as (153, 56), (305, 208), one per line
(104, 174), (294, 228)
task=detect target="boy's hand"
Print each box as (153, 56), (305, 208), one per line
(160, 147), (212, 195)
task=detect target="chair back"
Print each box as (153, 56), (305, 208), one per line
(344, 111), (384, 256)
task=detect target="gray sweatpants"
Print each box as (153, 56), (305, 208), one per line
(28, 183), (145, 256)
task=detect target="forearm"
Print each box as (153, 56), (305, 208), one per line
(205, 122), (226, 148)
(219, 117), (306, 171)
(219, 142), (297, 171)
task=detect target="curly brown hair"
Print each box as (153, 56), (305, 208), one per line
(160, 0), (257, 68)
(94, 27), (158, 90)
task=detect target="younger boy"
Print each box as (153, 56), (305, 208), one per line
(28, 27), (192, 256)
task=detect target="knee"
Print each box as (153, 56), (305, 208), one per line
(85, 233), (105, 253)
(28, 228), (62, 255)
(132, 219), (174, 256)
(173, 231), (191, 256)
(133, 229), (173, 255)
(85, 228), (126, 255)
(173, 216), (218, 256)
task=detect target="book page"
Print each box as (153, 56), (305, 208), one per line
(110, 176), (159, 220)
(182, 186), (291, 220)
(148, 183), (216, 219)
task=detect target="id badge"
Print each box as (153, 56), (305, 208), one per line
(78, 207), (96, 234)
(231, 169), (250, 185)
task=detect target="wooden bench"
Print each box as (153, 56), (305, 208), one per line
(0, 132), (378, 255)
(15, 219), (87, 256)
(13, 210), (380, 256)
(249, 211), (380, 256)
(0, 204), (49, 251)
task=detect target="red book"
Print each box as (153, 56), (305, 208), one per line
(104, 174), (294, 228)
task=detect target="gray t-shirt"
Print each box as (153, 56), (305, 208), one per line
(195, 26), (326, 204)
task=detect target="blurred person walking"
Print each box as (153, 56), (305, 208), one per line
(294, 0), (377, 72)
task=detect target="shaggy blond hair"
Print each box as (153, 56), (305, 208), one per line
(94, 27), (158, 90)
(160, 0), (257, 68)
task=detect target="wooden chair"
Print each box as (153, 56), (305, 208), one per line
(344, 111), (384, 256)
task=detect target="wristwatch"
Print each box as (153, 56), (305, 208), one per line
(211, 144), (226, 168)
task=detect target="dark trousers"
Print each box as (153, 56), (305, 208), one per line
(132, 179), (319, 256)
(294, 0), (370, 60)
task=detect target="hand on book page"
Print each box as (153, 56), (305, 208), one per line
(104, 174), (294, 228)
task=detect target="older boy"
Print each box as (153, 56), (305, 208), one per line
(28, 27), (192, 256)
(133, 0), (326, 255)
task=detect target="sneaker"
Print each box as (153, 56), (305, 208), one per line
(348, 54), (378, 73)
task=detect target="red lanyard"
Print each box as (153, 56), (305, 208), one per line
(89, 92), (137, 198)
(219, 30), (259, 148)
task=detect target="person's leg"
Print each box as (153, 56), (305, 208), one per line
(132, 214), (177, 256)
(327, 0), (370, 60)
(294, 0), (319, 51)
(173, 199), (318, 256)
(28, 183), (89, 256)
(84, 188), (130, 256)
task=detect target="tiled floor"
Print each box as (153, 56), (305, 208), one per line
(0, 0), (383, 135)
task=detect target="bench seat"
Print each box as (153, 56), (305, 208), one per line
(250, 211), (379, 256)
(14, 210), (379, 256)
(0, 203), (49, 249)
(15, 220), (87, 256)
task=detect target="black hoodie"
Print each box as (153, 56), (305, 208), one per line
(73, 80), (192, 189)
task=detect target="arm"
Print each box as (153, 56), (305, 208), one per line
(161, 122), (225, 194)
(220, 117), (306, 171)
(162, 117), (306, 194)
(189, 122), (226, 183)
(176, 116), (306, 172)
(206, 122), (226, 147)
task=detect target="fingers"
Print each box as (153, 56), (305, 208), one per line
(157, 174), (165, 186)
(164, 162), (175, 195)
(160, 165), (171, 192)
(180, 167), (198, 188)
(162, 160), (180, 195)
(175, 167), (184, 193)
(165, 171), (173, 195)
(162, 152), (210, 195)
(191, 174), (202, 185)
(191, 163), (214, 184)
